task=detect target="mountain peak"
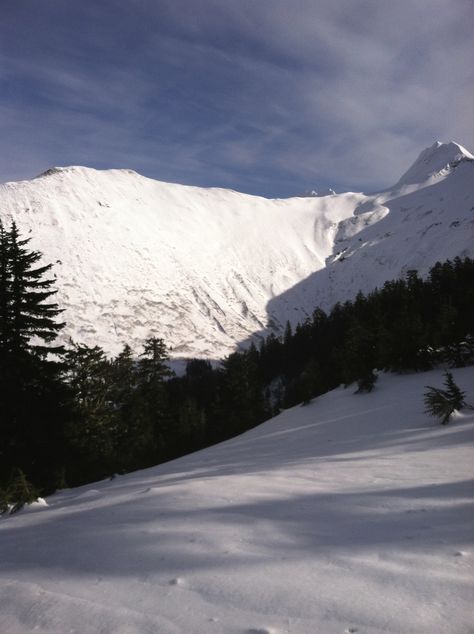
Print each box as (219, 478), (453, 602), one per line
(396, 140), (474, 186)
(35, 167), (63, 178)
(35, 166), (140, 180)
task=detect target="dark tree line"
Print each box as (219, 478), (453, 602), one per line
(255, 258), (474, 407)
(1, 218), (473, 510)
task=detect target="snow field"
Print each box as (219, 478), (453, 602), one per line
(0, 366), (473, 633)
(0, 167), (358, 358)
(0, 142), (472, 360)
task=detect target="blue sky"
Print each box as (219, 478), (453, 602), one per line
(1, 0), (473, 197)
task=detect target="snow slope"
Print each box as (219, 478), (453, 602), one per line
(261, 144), (474, 327)
(0, 167), (361, 358)
(1, 366), (473, 633)
(0, 142), (473, 359)
(396, 141), (474, 186)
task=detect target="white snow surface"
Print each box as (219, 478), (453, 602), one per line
(0, 141), (473, 359)
(1, 367), (473, 633)
(396, 141), (474, 186)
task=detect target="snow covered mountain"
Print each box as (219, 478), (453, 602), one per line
(262, 142), (474, 329)
(0, 141), (473, 359)
(1, 366), (473, 633)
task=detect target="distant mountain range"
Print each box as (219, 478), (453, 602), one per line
(1, 141), (473, 360)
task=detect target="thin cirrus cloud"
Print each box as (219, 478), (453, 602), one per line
(0, 0), (472, 197)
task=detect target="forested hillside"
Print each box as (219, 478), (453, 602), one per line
(1, 219), (473, 505)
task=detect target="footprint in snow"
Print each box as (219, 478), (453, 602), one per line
(345, 629), (358, 633)
(169, 577), (185, 586)
(246, 629), (276, 634)
(454, 551), (469, 557)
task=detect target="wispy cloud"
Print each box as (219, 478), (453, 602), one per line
(1, 0), (473, 196)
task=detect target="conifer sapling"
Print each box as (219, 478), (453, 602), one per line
(424, 371), (466, 425)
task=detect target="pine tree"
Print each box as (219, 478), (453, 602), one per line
(110, 344), (136, 409)
(64, 342), (117, 480)
(6, 468), (38, 514)
(135, 337), (174, 460)
(424, 371), (466, 425)
(65, 342), (111, 415)
(283, 320), (293, 346)
(443, 371), (467, 410)
(0, 220), (64, 355)
(219, 347), (268, 435)
(0, 220), (71, 493)
(111, 343), (159, 473)
(138, 337), (174, 384)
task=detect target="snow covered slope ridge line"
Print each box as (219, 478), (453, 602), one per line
(396, 140), (474, 186)
(1, 367), (473, 634)
(0, 140), (473, 359)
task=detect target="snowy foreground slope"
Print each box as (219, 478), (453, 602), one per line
(1, 367), (473, 634)
(0, 141), (473, 359)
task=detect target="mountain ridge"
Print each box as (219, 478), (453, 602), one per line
(0, 141), (473, 359)
(395, 140), (474, 187)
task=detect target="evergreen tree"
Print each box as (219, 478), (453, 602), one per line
(5, 468), (38, 514)
(108, 344), (139, 470)
(138, 337), (174, 384)
(283, 320), (293, 347)
(341, 321), (377, 388)
(297, 358), (322, 405)
(135, 337), (174, 460)
(0, 220), (64, 355)
(0, 220), (71, 493)
(110, 344), (136, 409)
(219, 346), (267, 435)
(64, 342), (117, 480)
(424, 371), (466, 425)
(112, 343), (169, 472)
(443, 371), (467, 410)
